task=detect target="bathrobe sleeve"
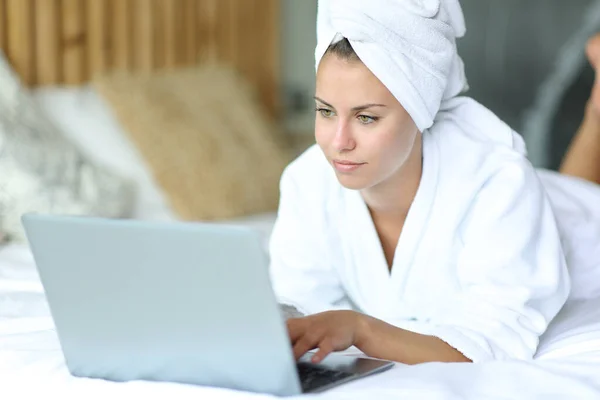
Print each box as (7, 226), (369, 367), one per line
(424, 159), (571, 362)
(268, 161), (351, 315)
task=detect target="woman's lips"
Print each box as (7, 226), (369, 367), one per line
(332, 159), (366, 173)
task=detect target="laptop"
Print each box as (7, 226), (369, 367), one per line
(21, 213), (394, 396)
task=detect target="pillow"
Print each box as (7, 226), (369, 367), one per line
(0, 52), (135, 243)
(31, 86), (175, 221)
(32, 86), (283, 252)
(93, 65), (293, 221)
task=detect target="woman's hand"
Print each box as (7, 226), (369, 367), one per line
(286, 310), (368, 363)
(287, 310), (472, 365)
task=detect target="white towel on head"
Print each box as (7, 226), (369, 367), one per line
(315, 0), (527, 154)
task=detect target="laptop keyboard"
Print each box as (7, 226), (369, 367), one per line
(297, 362), (355, 392)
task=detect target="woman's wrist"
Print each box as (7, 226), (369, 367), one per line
(354, 313), (409, 360)
(354, 312), (375, 349)
(353, 314), (472, 364)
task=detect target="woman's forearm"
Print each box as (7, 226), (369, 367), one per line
(356, 315), (471, 365)
(560, 103), (600, 184)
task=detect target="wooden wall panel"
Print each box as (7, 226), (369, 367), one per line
(1, 0), (281, 117)
(196, 0), (218, 63)
(111, 0), (131, 71)
(236, 0), (254, 80)
(152, 0), (164, 69)
(163, 0), (177, 69)
(0, 0), (6, 54)
(264, 0), (281, 117)
(133, 0), (153, 72)
(173, 1), (186, 66)
(216, 0), (235, 64)
(247, 0), (280, 117)
(35, 0), (61, 84)
(61, 0), (85, 84)
(185, 0), (197, 64)
(6, 0), (34, 85)
(87, 0), (109, 77)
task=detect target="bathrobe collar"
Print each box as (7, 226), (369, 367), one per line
(341, 131), (440, 320)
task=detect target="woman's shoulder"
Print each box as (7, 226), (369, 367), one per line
(429, 117), (542, 210)
(432, 98), (534, 187)
(439, 138), (537, 201)
(434, 96), (528, 160)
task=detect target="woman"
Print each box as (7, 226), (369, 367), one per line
(561, 34), (600, 185)
(269, 0), (570, 365)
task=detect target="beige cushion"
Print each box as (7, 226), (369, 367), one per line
(94, 65), (292, 221)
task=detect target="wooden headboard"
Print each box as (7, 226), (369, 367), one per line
(0, 0), (280, 117)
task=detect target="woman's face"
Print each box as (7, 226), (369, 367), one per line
(315, 53), (420, 191)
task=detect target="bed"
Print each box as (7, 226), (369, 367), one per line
(2, 1), (600, 399)
(2, 243), (600, 399)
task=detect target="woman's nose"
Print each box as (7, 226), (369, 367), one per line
(332, 121), (356, 152)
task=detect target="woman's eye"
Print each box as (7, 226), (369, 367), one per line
(316, 108), (334, 118)
(358, 115), (376, 124)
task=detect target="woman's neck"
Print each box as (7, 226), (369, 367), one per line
(361, 133), (423, 220)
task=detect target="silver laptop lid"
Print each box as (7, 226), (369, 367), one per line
(21, 213), (302, 396)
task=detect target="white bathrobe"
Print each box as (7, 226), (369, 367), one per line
(268, 100), (571, 363)
(268, 0), (573, 363)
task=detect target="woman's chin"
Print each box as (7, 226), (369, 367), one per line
(335, 172), (370, 190)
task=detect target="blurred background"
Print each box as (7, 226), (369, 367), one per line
(0, 0), (599, 243)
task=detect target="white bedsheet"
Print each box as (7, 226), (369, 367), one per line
(2, 243), (600, 400)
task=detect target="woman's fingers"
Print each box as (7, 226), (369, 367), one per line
(288, 318), (318, 359)
(311, 338), (334, 364)
(293, 334), (320, 360)
(286, 312), (359, 362)
(286, 318), (306, 343)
